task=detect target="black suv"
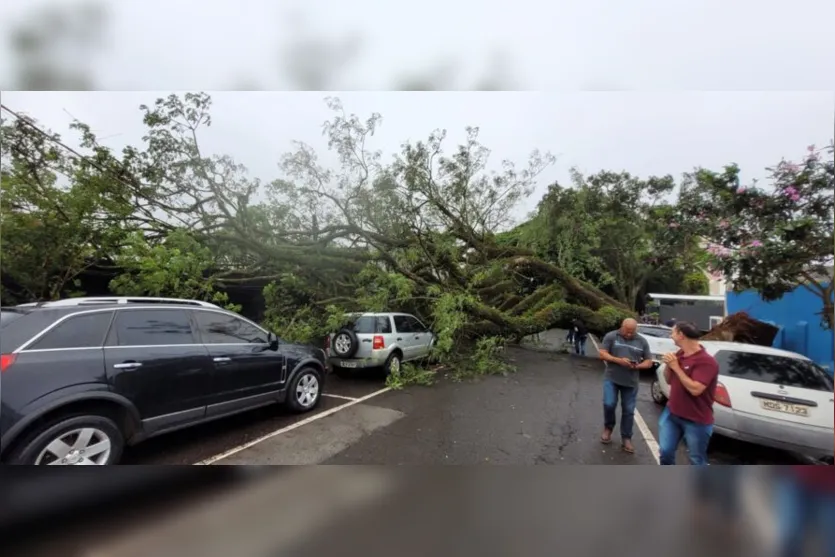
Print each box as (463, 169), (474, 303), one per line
(0, 297), (328, 465)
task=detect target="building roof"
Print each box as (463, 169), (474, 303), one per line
(647, 293), (725, 302)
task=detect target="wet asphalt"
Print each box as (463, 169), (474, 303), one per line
(124, 345), (806, 466)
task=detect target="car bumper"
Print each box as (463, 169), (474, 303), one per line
(327, 355), (387, 370)
(713, 405), (834, 458)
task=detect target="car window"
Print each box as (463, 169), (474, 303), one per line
(28, 311), (113, 350)
(194, 311), (268, 344)
(715, 350), (834, 392)
(376, 316), (392, 334)
(638, 326), (672, 339)
(393, 315), (414, 333)
(111, 309), (195, 347)
(349, 316), (378, 335)
(407, 316), (427, 333)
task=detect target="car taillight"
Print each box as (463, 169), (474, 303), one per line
(714, 382), (732, 407)
(1, 353), (16, 372)
(372, 335), (385, 350)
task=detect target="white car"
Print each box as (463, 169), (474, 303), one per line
(650, 341), (835, 459)
(637, 324), (678, 365)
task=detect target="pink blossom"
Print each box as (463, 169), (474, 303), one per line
(719, 219), (730, 229)
(783, 186), (800, 202)
(748, 240), (763, 248)
(808, 144), (816, 152)
(736, 187), (747, 194)
(669, 222), (680, 228)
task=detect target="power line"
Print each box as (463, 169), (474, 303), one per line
(1, 103), (138, 191)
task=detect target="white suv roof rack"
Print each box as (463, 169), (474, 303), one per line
(35, 297), (221, 309)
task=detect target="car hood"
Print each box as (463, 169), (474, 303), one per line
(640, 335), (677, 356)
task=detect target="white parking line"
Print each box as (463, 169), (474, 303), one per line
(632, 410), (661, 464)
(194, 387), (392, 465)
(322, 393), (359, 401)
(589, 334), (660, 464)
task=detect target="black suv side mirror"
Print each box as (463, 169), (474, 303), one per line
(268, 332), (279, 351)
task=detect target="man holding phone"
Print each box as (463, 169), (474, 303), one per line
(597, 318), (654, 454)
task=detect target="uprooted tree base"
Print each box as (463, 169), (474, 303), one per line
(701, 312), (779, 346)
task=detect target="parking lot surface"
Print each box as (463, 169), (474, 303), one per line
(125, 342), (809, 466)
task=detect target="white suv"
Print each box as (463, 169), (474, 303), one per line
(326, 313), (435, 376)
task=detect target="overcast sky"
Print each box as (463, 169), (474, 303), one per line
(3, 91), (832, 221)
(1, 0), (834, 90)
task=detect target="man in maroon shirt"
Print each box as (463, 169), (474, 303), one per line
(658, 321), (719, 465)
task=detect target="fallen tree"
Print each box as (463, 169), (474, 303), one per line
(130, 95), (636, 340)
(2, 93), (639, 381)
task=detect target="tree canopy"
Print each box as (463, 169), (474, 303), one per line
(677, 145), (834, 328)
(2, 93), (832, 385)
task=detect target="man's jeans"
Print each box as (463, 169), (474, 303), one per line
(603, 379), (637, 440)
(777, 475), (835, 557)
(574, 335), (586, 356)
(658, 407), (713, 465)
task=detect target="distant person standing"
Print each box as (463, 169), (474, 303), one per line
(664, 318), (677, 328)
(658, 321), (719, 465)
(572, 318), (588, 356)
(597, 318), (654, 454)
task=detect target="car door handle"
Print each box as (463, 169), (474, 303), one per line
(361, 339), (372, 343)
(113, 362), (142, 370)
(213, 357), (232, 363)
(396, 337), (402, 341)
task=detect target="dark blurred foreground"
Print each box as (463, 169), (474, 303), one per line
(7, 466), (833, 557)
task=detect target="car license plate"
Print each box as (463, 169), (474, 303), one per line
(341, 361), (357, 368)
(760, 399), (809, 417)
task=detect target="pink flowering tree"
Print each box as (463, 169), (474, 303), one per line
(677, 144), (834, 328)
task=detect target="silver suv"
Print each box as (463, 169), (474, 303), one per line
(326, 313), (435, 375)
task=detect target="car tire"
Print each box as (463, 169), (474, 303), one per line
(7, 414), (124, 465)
(384, 352), (402, 376)
(650, 378), (667, 406)
(332, 328), (359, 358)
(285, 367), (323, 413)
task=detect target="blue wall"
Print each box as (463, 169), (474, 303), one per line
(726, 284), (834, 376)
